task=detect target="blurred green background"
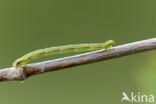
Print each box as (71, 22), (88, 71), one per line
(0, 0), (156, 104)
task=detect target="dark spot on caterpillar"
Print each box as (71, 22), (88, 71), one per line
(84, 46), (90, 49)
(68, 47), (76, 50)
(111, 41), (115, 46)
(16, 60), (24, 68)
(27, 52), (45, 61)
(98, 46), (103, 48)
(37, 52), (45, 55)
(26, 56), (31, 61)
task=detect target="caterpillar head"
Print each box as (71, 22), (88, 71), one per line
(106, 40), (115, 47)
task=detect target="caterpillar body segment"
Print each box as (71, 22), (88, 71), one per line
(13, 40), (115, 68)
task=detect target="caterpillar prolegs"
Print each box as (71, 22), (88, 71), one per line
(13, 40), (115, 68)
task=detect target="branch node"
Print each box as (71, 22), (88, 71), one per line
(6, 67), (27, 81)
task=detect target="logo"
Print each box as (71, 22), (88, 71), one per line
(121, 92), (154, 103)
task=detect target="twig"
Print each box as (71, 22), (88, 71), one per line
(0, 38), (156, 82)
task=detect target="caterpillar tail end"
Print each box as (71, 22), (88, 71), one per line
(12, 59), (24, 69)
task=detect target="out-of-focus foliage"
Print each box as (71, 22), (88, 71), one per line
(136, 50), (156, 91)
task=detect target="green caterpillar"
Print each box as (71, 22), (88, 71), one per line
(13, 40), (115, 68)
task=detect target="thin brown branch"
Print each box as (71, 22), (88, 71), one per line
(1, 38), (156, 82)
